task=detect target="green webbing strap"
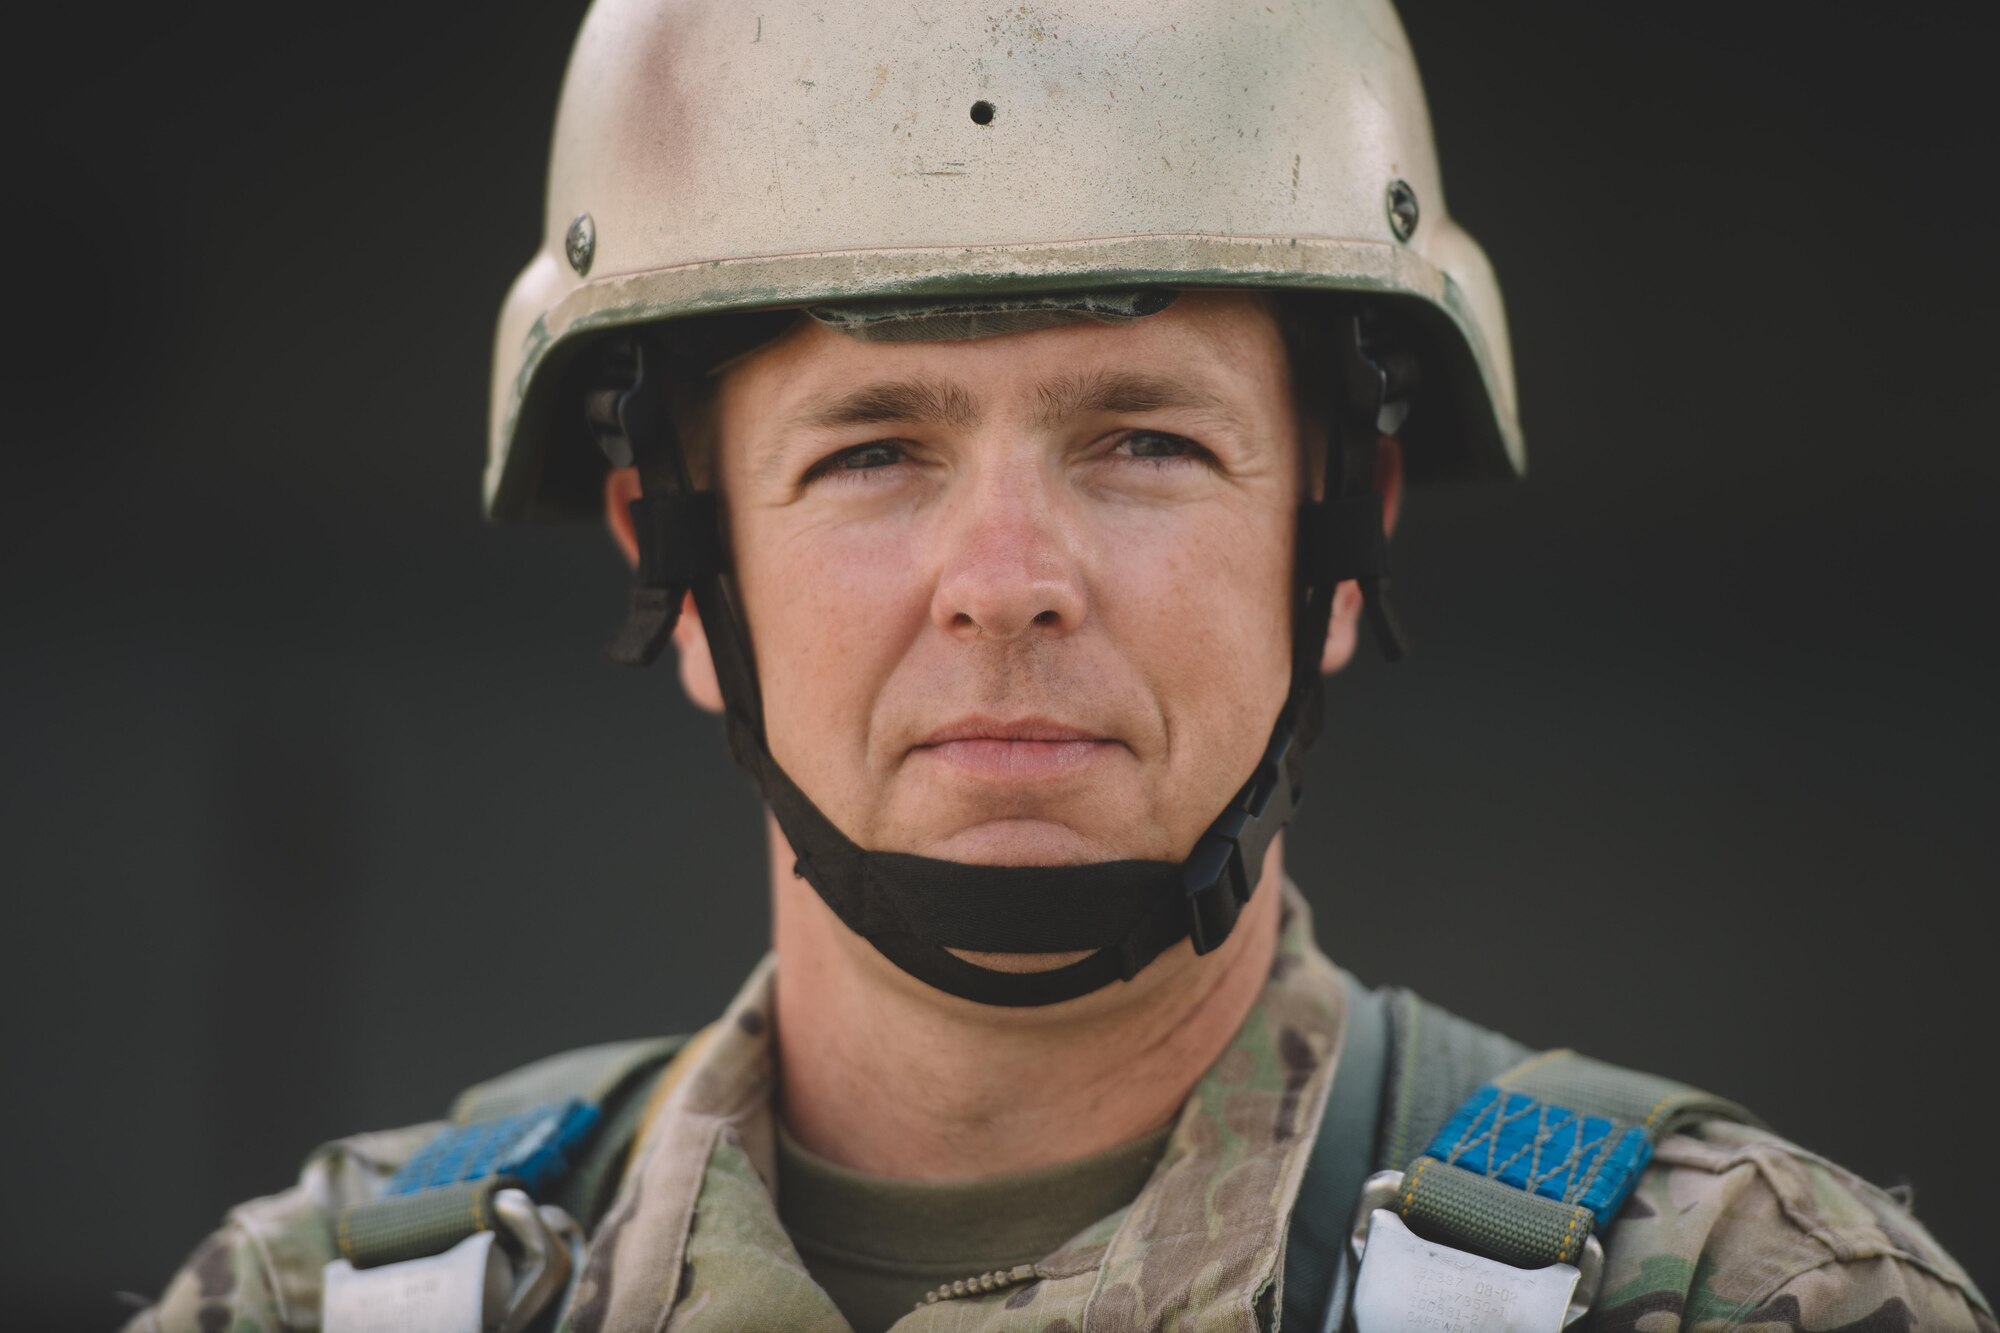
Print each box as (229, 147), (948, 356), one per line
(1281, 972), (1389, 1333)
(338, 1177), (515, 1269)
(1285, 988), (1765, 1329)
(453, 1034), (691, 1235)
(451, 1036), (687, 1125)
(335, 1034), (691, 1280)
(1376, 989), (1536, 1175)
(1387, 1048), (1760, 1272)
(1280, 984), (1533, 1333)
(552, 1041), (687, 1230)
(1394, 1159), (1593, 1269)
(1495, 1050), (1762, 1138)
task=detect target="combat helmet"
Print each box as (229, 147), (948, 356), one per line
(487, 0), (1521, 1005)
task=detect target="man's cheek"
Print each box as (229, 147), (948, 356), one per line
(751, 531), (895, 649)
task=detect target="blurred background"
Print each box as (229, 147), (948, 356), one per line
(5, 0), (1993, 1323)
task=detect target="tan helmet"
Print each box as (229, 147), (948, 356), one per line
(487, 0), (1520, 521)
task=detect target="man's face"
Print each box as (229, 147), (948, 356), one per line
(710, 291), (1303, 868)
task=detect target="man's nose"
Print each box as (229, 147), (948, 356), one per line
(929, 471), (1088, 642)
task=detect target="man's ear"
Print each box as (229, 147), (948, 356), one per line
(604, 467), (725, 714)
(1320, 436), (1405, 676)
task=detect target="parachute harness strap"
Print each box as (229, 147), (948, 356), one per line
(1344, 1052), (1758, 1332)
(594, 314), (1404, 1006)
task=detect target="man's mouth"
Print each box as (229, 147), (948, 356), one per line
(911, 716), (1121, 779)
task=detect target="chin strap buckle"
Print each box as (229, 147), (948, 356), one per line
(1181, 720), (1304, 954)
(1181, 846), (1247, 957)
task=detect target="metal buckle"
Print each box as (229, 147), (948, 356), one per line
(1183, 721), (1306, 954)
(322, 1189), (583, 1333)
(491, 1189), (583, 1333)
(1346, 1171), (1602, 1333)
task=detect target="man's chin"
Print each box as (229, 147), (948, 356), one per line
(917, 818), (1144, 867)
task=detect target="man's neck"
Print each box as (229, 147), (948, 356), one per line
(768, 815), (1285, 1179)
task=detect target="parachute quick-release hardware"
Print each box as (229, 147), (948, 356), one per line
(594, 309), (1408, 1005)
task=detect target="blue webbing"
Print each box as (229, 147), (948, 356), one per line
(386, 1097), (602, 1199)
(1421, 1084), (1652, 1224)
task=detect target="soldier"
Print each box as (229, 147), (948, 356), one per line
(131, 0), (1992, 1330)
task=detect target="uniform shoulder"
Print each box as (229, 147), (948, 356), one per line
(124, 1033), (692, 1333)
(1591, 1118), (1994, 1332)
(122, 1121), (438, 1333)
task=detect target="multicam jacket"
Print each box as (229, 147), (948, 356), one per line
(132, 895), (1993, 1332)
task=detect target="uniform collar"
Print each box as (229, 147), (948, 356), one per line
(564, 884), (1351, 1331)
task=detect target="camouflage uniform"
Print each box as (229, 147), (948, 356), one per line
(129, 890), (1993, 1332)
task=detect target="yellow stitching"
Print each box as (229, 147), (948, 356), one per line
(1401, 1159), (1429, 1218)
(1641, 1090), (1679, 1133)
(336, 1209), (354, 1261)
(1552, 1200), (1584, 1256)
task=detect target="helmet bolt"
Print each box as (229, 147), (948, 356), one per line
(1386, 180), (1418, 242)
(566, 212), (596, 276)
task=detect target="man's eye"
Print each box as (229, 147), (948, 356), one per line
(805, 441), (907, 482)
(1114, 431), (1203, 462)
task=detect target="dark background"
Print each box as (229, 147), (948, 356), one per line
(5, 1), (1993, 1323)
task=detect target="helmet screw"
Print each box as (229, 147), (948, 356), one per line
(565, 213), (596, 276)
(1385, 180), (1418, 242)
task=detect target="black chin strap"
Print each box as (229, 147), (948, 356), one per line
(754, 692), (1311, 1005)
(592, 315), (1407, 1006)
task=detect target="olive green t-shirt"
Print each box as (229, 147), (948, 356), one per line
(775, 1122), (1174, 1333)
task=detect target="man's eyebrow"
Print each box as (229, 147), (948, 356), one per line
(793, 379), (982, 431)
(1032, 370), (1235, 430)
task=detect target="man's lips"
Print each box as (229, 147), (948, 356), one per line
(910, 716), (1121, 779)
(915, 716), (1108, 746)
